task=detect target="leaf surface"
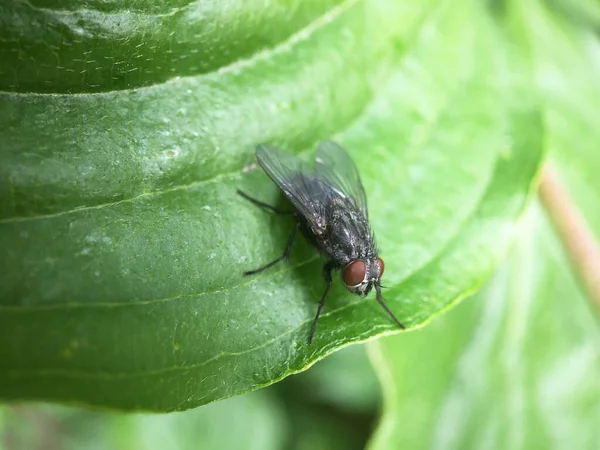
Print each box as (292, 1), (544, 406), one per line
(0, 0), (544, 410)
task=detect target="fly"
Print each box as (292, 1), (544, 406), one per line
(238, 140), (405, 344)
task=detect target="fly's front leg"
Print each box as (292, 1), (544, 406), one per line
(243, 221), (299, 276)
(239, 189), (298, 275)
(237, 189), (294, 215)
(307, 261), (334, 345)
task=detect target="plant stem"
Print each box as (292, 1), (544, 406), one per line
(539, 165), (600, 314)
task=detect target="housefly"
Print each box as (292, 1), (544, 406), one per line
(238, 140), (405, 344)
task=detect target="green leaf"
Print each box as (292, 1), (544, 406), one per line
(0, 0), (544, 410)
(367, 0), (600, 447)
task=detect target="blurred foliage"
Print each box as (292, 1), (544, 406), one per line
(368, 0), (600, 448)
(1, 391), (286, 450)
(368, 206), (600, 449)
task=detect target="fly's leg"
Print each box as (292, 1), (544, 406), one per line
(237, 189), (294, 215)
(239, 189), (298, 275)
(243, 221), (299, 276)
(375, 282), (405, 329)
(307, 261), (334, 345)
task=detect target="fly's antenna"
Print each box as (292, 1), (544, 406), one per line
(375, 282), (405, 330)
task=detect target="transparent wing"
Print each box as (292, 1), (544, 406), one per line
(314, 140), (368, 216)
(256, 144), (330, 233)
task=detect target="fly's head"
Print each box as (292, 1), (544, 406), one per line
(341, 257), (385, 297)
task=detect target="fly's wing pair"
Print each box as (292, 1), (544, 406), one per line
(256, 141), (369, 232)
(313, 140), (368, 218)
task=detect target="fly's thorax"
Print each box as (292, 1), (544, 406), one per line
(324, 198), (375, 264)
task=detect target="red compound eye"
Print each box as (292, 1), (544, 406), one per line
(377, 257), (385, 277)
(343, 260), (366, 287)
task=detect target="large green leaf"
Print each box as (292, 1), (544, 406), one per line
(0, 0), (544, 410)
(367, 0), (600, 447)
